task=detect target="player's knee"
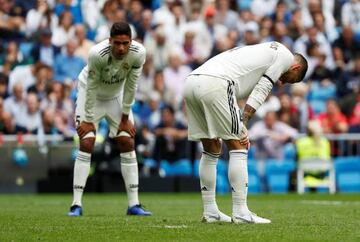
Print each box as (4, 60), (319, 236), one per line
(116, 136), (134, 153)
(79, 138), (96, 153)
(225, 139), (247, 151)
(201, 139), (222, 154)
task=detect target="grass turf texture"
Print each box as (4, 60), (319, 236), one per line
(0, 193), (359, 241)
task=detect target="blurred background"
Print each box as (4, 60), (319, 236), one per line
(0, 0), (359, 195)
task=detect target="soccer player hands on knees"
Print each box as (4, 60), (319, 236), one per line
(239, 126), (250, 149)
(77, 121), (95, 139)
(118, 117), (136, 138)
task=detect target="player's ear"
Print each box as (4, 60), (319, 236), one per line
(109, 37), (112, 43)
(292, 64), (301, 71)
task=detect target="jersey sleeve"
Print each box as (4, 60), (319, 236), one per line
(84, 48), (102, 122)
(246, 45), (293, 111)
(122, 46), (146, 115)
(246, 76), (274, 111)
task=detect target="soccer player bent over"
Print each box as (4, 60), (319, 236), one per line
(184, 42), (308, 223)
(68, 22), (151, 216)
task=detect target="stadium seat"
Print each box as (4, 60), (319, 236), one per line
(143, 158), (157, 169)
(283, 143), (296, 160)
(248, 160), (262, 193)
(159, 159), (192, 177)
(309, 100), (326, 115)
(297, 158), (336, 194)
(308, 82), (336, 101)
(19, 42), (34, 61)
(265, 159), (296, 193)
(334, 156), (360, 192)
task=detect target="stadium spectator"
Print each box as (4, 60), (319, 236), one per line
(341, 0), (360, 33)
(265, 21), (294, 50)
(250, 111), (298, 160)
(287, 7), (304, 41)
(251, 0), (278, 19)
(166, 1), (187, 46)
(293, 26), (334, 71)
(153, 105), (188, 163)
(270, 1), (292, 25)
(53, 39), (85, 84)
(0, 0), (25, 41)
(240, 21), (260, 46)
(163, 50), (192, 108)
(54, 0), (82, 24)
(51, 10), (75, 47)
(127, 0), (144, 41)
(290, 82), (314, 133)
(4, 82), (25, 118)
(25, 0), (58, 38)
(277, 93), (300, 129)
(41, 82), (74, 137)
(144, 26), (173, 70)
(14, 92), (43, 134)
(0, 73), (9, 99)
(74, 24), (94, 62)
(30, 28), (61, 66)
(317, 99), (349, 134)
(215, 0), (239, 31)
(7, 62), (46, 95)
(335, 54), (360, 100)
(0, 96), (13, 134)
(27, 63), (51, 100)
(182, 30), (207, 69)
(1, 41), (22, 76)
(349, 92), (360, 130)
(332, 26), (360, 69)
(80, 0), (101, 32)
(295, 120), (331, 188)
(138, 9), (153, 42)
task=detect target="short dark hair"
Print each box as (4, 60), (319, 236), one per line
(294, 53), (308, 82)
(110, 22), (132, 38)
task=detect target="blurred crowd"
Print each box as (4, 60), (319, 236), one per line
(0, 0), (359, 164)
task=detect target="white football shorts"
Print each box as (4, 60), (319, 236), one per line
(184, 74), (243, 141)
(75, 81), (134, 138)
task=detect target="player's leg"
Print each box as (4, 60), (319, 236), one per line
(224, 139), (271, 224)
(107, 99), (151, 216)
(199, 139), (231, 223)
(184, 75), (230, 223)
(68, 85), (99, 216)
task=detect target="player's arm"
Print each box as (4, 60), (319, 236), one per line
(243, 75), (274, 127)
(244, 48), (292, 126)
(77, 49), (101, 138)
(119, 47), (146, 137)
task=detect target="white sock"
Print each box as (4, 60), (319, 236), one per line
(120, 151), (139, 207)
(200, 151), (219, 215)
(72, 151), (91, 206)
(228, 150), (250, 215)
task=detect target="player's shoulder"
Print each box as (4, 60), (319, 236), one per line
(89, 39), (111, 59)
(128, 40), (146, 56)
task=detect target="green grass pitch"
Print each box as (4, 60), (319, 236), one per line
(0, 193), (359, 241)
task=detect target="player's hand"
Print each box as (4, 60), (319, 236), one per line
(239, 125), (250, 149)
(118, 119), (136, 138)
(76, 121), (95, 139)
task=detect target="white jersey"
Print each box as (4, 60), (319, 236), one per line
(78, 39), (146, 122)
(190, 42), (293, 110)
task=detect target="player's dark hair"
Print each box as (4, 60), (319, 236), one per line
(110, 22), (132, 38)
(294, 53), (308, 82)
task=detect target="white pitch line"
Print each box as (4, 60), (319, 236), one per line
(300, 200), (360, 205)
(164, 225), (188, 229)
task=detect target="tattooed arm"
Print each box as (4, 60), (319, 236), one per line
(242, 104), (256, 127)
